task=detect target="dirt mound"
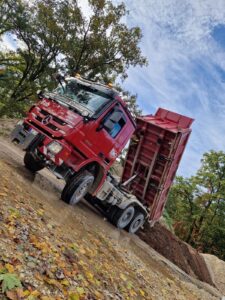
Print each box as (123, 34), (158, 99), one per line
(138, 222), (214, 286)
(202, 253), (225, 294)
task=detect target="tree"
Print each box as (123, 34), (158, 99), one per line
(0, 0), (14, 35)
(166, 150), (225, 260)
(0, 0), (147, 116)
(63, 0), (147, 81)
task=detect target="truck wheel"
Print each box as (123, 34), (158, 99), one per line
(114, 206), (135, 229)
(128, 212), (145, 234)
(24, 152), (44, 172)
(61, 171), (94, 205)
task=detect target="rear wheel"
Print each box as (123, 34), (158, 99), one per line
(113, 206), (135, 229)
(128, 212), (145, 234)
(61, 171), (94, 205)
(24, 152), (44, 172)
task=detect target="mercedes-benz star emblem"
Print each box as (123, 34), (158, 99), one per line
(42, 115), (52, 125)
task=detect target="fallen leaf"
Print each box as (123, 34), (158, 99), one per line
(5, 263), (15, 273)
(61, 279), (69, 286)
(120, 273), (127, 281)
(76, 287), (85, 295)
(69, 293), (80, 300)
(6, 290), (18, 300)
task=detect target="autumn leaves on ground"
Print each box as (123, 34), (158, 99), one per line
(0, 159), (147, 300)
(0, 156), (221, 300)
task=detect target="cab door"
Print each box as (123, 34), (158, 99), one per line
(83, 104), (133, 166)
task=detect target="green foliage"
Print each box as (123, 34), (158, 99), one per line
(0, 0), (147, 117)
(0, 273), (22, 293)
(166, 150), (225, 260)
(162, 208), (174, 232)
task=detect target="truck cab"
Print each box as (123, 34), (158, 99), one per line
(11, 75), (145, 232)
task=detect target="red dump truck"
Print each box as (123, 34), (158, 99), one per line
(11, 75), (193, 233)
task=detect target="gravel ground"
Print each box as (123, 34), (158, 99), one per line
(0, 121), (223, 300)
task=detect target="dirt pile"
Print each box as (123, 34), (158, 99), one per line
(138, 222), (214, 286)
(202, 253), (225, 295)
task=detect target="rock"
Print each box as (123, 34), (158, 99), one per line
(63, 249), (78, 264)
(55, 269), (65, 280)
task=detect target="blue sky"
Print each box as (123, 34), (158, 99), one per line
(2, 0), (225, 177)
(119, 0), (225, 177)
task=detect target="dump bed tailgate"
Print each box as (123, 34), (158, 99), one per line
(121, 108), (194, 223)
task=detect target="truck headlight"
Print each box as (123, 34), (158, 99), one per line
(47, 141), (63, 154)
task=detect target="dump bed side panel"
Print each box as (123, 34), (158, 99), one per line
(121, 108), (193, 222)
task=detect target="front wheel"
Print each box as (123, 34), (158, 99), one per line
(24, 152), (45, 172)
(61, 171), (94, 205)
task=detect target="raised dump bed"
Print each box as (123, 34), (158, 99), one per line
(121, 108), (194, 224)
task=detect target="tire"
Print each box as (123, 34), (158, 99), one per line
(24, 152), (44, 172)
(113, 206), (135, 229)
(128, 212), (145, 234)
(61, 171), (94, 205)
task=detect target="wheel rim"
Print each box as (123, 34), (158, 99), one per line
(70, 176), (94, 205)
(117, 206), (135, 229)
(129, 213), (145, 234)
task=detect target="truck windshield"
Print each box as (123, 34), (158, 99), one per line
(54, 80), (112, 114)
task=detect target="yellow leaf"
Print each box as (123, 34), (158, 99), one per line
(86, 271), (94, 281)
(23, 290), (30, 297)
(139, 289), (145, 296)
(129, 289), (137, 297)
(30, 290), (40, 297)
(61, 279), (70, 286)
(5, 263), (14, 273)
(45, 278), (62, 289)
(37, 209), (44, 216)
(76, 287), (85, 295)
(69, 293), (80, 300)
(120, 273), (127, 281)
(94, 291), (102, 299)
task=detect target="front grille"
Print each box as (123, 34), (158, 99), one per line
(34, 109), (67, 132)
(40, 109), (67, 126)
(47, 123), (58, 131)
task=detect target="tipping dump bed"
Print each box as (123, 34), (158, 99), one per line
(121, 108), (194, 223)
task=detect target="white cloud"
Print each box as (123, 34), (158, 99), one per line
(120, 0), (225, 176)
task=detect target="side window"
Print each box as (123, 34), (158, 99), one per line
(103, 108), (126, 138)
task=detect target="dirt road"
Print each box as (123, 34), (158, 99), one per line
(0, 135), (223, 300)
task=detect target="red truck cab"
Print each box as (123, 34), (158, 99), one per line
(11, 75), (136, 204)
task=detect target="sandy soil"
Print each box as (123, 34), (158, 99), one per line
(202, 254), (225, 295)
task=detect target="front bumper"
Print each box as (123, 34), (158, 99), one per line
(11, 122), (41, 150)
(11, 122), (71, 168)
